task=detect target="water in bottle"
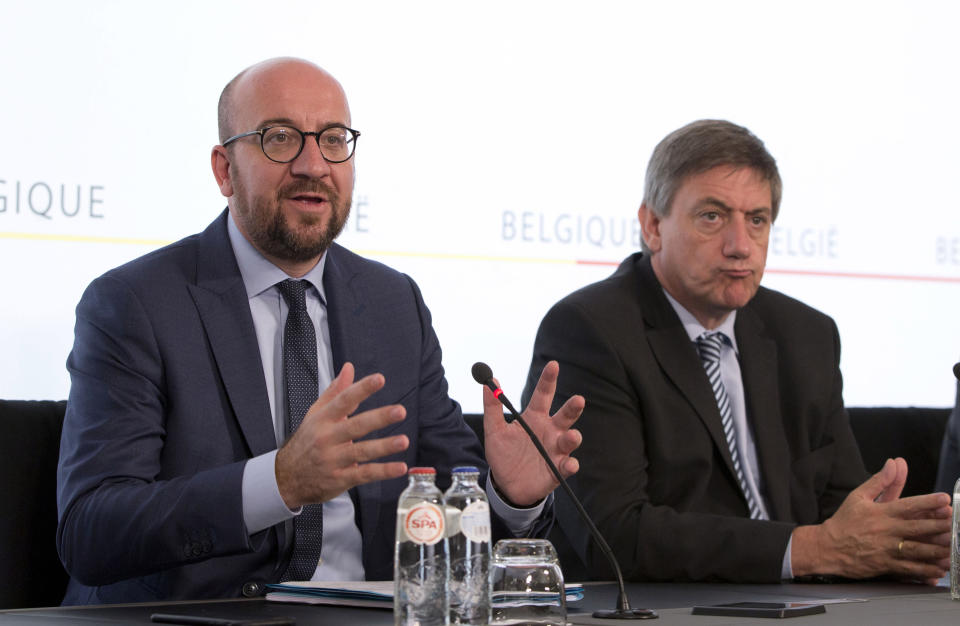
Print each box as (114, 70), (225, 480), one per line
(394, 467), (448, 626)
(445, 466), (491, 625)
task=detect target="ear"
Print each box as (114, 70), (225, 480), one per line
(638, 203), (663, 253)
(211, 145), (234, 198)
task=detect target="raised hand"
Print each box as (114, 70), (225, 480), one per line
(275, 362), (410, 509)
(482, 360), (585, 507)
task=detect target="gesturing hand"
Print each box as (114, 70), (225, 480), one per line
(275, 362), (410, 509)
(792, 457), (952, 582)
(483, 361), (585, 507)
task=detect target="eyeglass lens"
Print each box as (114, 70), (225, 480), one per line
(261, 126), (357, 163)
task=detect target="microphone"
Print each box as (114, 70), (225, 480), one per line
(954, 362), (960, 381)
(472, 362), (519, 421)
(472, 362), (657, 620)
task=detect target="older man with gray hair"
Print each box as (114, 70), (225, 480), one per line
(522, 119), (952, 583)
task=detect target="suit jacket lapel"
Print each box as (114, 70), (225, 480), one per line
(322, 244), (377, 381)
(188, 211), (276, 457)
(322, 245), (382, 553)
(636, 256), (741, 480)
(735, 303), (792, 520)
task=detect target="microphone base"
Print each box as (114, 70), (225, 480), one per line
(592, 608), (659, 619)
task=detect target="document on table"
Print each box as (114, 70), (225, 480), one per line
(266, 580), (394, 609)
(266, 580), (584, 609)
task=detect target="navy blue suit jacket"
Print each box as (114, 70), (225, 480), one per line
(57, 211), (514, 604)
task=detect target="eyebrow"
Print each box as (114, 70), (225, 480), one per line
(256, 117), (350, 130)
(700, 196), (771, 215)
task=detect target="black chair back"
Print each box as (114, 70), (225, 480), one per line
(847, 406), (950, 497)
(0, 400), (69, 608)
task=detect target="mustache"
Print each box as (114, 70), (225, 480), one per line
(278, 179), (337, 199)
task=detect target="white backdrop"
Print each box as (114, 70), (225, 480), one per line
(2, 1), (958, 411)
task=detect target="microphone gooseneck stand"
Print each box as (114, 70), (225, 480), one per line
(471, 362), (657, 620)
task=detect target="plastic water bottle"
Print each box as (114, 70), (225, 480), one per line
(444, 466), (491, 625)
(394, 467), (448, 626)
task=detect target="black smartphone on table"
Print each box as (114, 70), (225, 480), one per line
(691, 601), (826, 618)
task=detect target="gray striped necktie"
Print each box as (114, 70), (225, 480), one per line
(276, 279), (323, 581)
(696, 332), (763, 520)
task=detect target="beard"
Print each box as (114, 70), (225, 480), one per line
(232, 176), (351, 263)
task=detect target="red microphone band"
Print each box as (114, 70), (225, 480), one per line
(493, 388), (504, 400)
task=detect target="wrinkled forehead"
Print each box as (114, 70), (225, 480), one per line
(231, 60), (351, 130)
(674, 165), (772, 206)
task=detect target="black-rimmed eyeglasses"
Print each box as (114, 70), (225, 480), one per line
(222, 125), (361, 164)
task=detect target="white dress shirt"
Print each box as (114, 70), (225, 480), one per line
(661, 290), (793, 579)
(228, 213), (543, 581)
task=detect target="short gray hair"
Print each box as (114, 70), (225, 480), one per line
(640, 120), (781, 251)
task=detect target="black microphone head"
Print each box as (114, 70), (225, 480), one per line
(472, 362), (494, 385)
(954, 362), (960, 381)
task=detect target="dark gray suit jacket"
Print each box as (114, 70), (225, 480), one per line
(522, 252), (867, 582)
(57, 211), (524, 604)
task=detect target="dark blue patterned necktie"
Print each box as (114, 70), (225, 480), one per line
(276, 279), (323, 581)
(696, 332), (764, 520)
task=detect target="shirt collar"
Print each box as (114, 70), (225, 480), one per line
(661, 288), (739, 355)
(227, 211), (328, 303)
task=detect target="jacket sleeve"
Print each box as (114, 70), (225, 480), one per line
(56, 274), (254, 586)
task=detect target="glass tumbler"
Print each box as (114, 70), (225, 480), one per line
(490, 539), (566, 625)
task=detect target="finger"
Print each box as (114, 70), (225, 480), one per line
(876, 457), (908, 502)
(892, 516), (953, 541)
(554, 429), (582, 457)
(344, 433), (410, 465)
(482, 383), (508, 432)
(897, 538), (951, 563)
(855, 458), (900, 503)
(923, 531), (953, 547)
(312, 361), (356, 408)
(347, 460), (409, 487)
(906, 504), (952, 520)
(547, 394), (585, 431)
(335, 404), (406, 444)
(886, 492), (952, 519)
(315, 372), (388, 425)
(850, 459), (920, 502)
(892, 559), (948, 582)
(524, 361), (560, 416)
(558, 454), (580, 479)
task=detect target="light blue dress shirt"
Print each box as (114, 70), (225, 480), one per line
(228, 213), (542, 581)
(661, 290), (793, 579)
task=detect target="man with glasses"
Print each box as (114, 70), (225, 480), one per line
(56, 57), (584, 604)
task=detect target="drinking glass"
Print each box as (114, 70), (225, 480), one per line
(490, 539), (566, 625)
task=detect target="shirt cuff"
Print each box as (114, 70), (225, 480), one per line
(241, 450), (298, 535)
(486, 475), (549, 536)
(781, 535), (794, 580)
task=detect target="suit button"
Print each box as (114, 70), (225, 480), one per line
(242, 581), (263, 597)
